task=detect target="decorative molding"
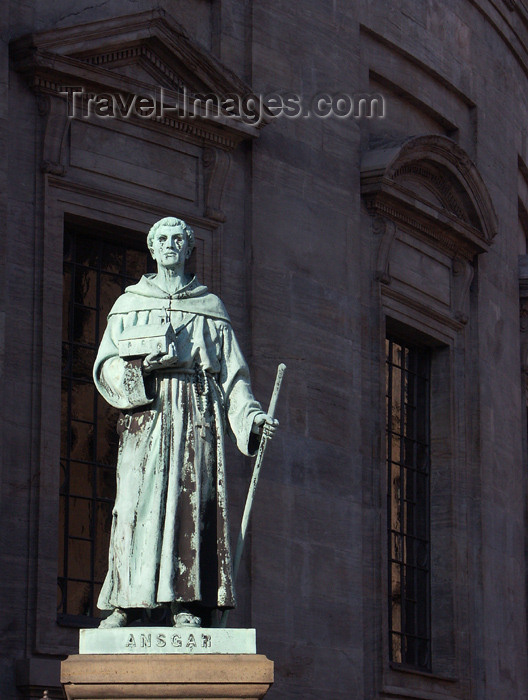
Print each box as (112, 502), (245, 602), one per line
(10, 8), (271, 151)
(361, 135), (497, 257)
(452, 256), (474, 324)
(392, 163), (467, 221)
(46, 176), (220, 233)
(381, 285), (465, 333)
(203, 148), (231, 223)
(29, 72), (240, 150)
(38, 93), (69, 176)
(373, 216), (396, 284)
(367, 199), (479, 260)
(80, 45), (187, 93)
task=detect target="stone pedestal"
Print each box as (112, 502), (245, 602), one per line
(61, 636), (274, 700)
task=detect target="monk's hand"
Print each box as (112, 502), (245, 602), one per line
(143, 342), (179, 374)
(252, 413), (279, 440)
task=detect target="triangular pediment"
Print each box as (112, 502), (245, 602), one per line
(76, 43), (192, 93)
(70, 34), (229, 98)
(10, 9), (270, 147)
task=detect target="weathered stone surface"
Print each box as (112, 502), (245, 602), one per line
(93, 218), (273, 619)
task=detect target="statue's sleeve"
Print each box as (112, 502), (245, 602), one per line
(219, 324), (263, 457)
(93, 312), (154, 410)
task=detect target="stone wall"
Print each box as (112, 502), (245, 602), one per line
(1, 1), (528, 699)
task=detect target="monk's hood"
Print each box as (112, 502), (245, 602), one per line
(107, 274), (231, 323)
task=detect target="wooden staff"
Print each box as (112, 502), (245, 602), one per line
(220, 363), (286, 628)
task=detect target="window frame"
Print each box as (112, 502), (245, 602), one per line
(379, 309), (460, 696)
(385, 334), (432, 672)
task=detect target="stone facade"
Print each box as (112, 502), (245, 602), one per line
(2, 1), (528, 699)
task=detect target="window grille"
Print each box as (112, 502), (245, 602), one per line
(58, 223), (153, 624)
(386, 336), (431, 670)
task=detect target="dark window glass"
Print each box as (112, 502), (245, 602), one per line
(386, 337), (431, 671)
(58, 223), (153, 625)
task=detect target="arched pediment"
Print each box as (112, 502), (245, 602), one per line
(392, 161), (476, 226)
(361, 135), (497, 258)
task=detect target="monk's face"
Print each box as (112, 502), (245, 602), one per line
(149, 225), (190, 270)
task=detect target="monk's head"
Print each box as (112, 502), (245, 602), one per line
(147, 217), (195, 256)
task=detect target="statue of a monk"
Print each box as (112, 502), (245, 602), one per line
(93, 216), (277, 629)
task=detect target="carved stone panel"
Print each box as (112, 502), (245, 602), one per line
(362, 135), (496, 327)
(69, 119), (202, 207)
(390, 233), (452, 308)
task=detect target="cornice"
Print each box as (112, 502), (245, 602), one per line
(10, 9), (270, 150)
(10, 8), (253, 99)
(48, 176), (223, 232)
(381, 285), (465, 333)
(365, 196), (484, 261)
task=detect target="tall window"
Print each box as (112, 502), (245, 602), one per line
(386, 336), (431, 670)
(58, 222), (153, 624)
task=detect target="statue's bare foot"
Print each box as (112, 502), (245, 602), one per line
(99, 608), (128, 628)
(173, 611), (201, 628)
